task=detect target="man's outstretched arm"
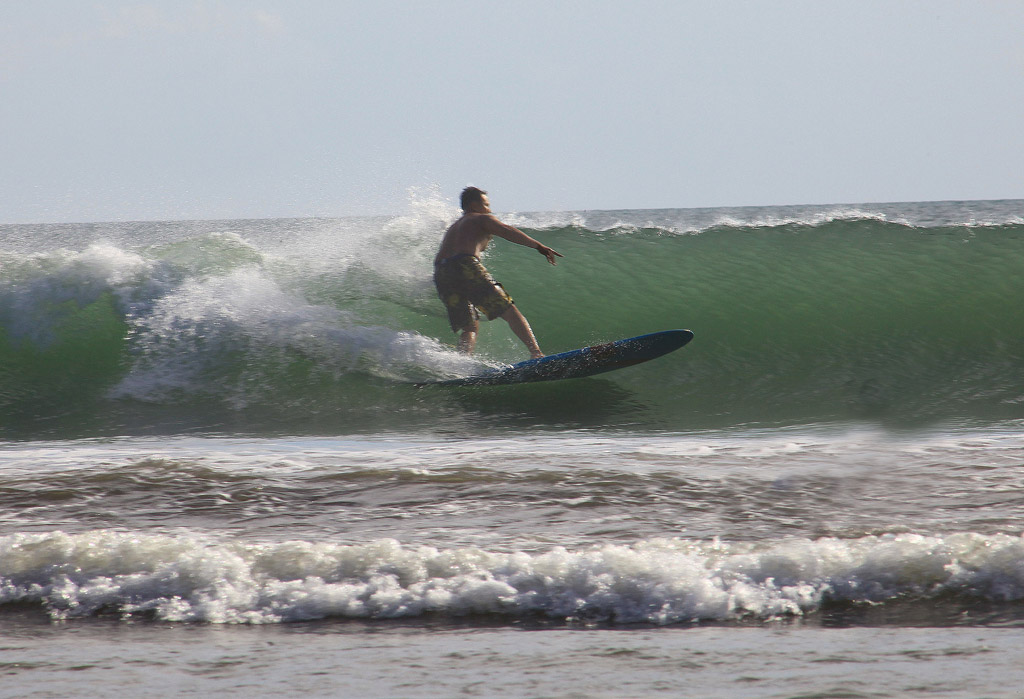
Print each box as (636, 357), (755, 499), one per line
(484, 215), (563, 265)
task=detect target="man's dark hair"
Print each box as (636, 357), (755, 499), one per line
(460, 186), (487, 212)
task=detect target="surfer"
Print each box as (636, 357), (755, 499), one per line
(434, 187), (562, 358)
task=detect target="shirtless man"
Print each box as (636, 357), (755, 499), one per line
(434, 187), (562, 358)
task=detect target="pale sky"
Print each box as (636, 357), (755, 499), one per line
(1, 1), (1022, 223)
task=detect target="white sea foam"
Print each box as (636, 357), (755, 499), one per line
(111, 267), (483, 400)
(0, 242), (165, 346)
(1, 213), (486, 402)
(3, 530), (1023, 624)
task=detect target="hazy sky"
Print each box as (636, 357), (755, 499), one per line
(1, 1), (1022, 223)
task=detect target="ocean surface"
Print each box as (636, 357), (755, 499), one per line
(2, 197), (1024, 697)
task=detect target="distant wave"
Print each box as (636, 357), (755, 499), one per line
(509, 199), (1024, 236)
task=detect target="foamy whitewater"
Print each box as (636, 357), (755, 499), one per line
(3, 198), (1024, 697)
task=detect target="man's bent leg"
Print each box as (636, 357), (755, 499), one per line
(457, 329), (477, 354)
(500, 306), (543, 359)
(457, 318), (479, 354)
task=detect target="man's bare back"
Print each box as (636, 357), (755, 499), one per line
(434, 213), (500, 264)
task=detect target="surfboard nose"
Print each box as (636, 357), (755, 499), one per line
(645, 329), (694, 351)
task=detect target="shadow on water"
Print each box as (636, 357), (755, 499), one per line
(426, 376), (652, 432)
(7, 596), (1024, 630)
(813, 597), (1024, 629)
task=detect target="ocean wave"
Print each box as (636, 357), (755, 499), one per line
(2, 208), (1023, 435)
(3, 530), (1023, 624)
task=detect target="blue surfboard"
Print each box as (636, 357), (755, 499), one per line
(423, 329), (693, 387)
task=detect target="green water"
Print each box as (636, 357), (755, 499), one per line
(2, 211), (1023, 437)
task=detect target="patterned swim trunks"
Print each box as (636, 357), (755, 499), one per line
(434, 254), (514, 332)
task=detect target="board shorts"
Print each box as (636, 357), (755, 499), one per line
(433, 253), (514, 333)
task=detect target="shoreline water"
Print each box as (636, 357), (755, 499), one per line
(5, 613), (1024, 699)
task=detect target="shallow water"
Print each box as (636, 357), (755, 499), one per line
(4, 613), (1024, 698)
